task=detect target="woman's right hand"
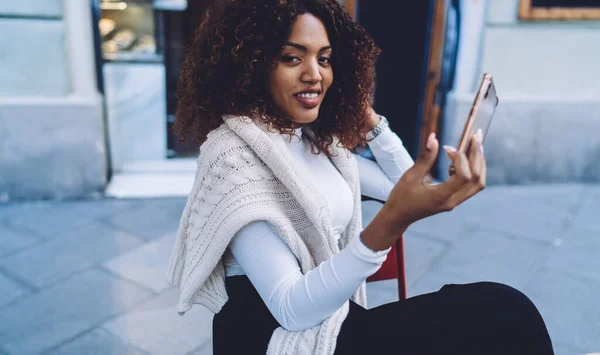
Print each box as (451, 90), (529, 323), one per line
(361, 130), (486, 251)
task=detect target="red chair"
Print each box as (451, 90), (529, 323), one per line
(362, 197), (407, 301)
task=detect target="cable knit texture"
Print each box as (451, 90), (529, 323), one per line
(165, 115), (367, 355)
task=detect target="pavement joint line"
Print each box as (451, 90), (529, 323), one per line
(560, 186), (595, 239)
(0, 218), (47, 242)
(95, 327), (154, 355)
(43, 326), (152, 355)
(85, 217), (149, 244)
(521, 258), (553, 288)
(0, 216), (45, 238)
(0, 243), (41, 259)
(39, 278), (160, 354)
(0, 219), (107, 259)
(0, 236), (57, 260)
(554, 342), (587, 355)
(538, 264), (600, 287)
(475, 225), (563, 249)
(2, 265), (111, 300)
(97, 265), (159, 296)
(405, 229), (454, 247)
(94, 213), (132, 233)
(41, 326), (109, 355)
(94, 289), (170, 332)
(418, 242), (457, 276)
(185, 342), (211, 355)
(0, 264), (38, 293)
(0, 265), (121, 307)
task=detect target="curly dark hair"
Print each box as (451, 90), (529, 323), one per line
(174, 0), (381, 155)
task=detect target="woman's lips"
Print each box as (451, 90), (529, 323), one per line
(294, 94), (320, 109)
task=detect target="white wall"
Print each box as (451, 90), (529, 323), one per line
(0, 0), (63, 18)
(484, 0), (600, 97)
(0, 0), (107, 200)
(440, 0), (600, 184)
(0, 14), (69, 96)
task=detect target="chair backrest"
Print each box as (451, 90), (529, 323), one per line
(361, 199), (407, 301)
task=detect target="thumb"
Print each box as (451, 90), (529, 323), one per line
(413, 133), (439, 177)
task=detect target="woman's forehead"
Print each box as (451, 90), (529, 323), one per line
(286, 14), (331, 49)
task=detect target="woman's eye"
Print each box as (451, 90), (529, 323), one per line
(281, 55), (300, 63)
(319, 57), (331, 65)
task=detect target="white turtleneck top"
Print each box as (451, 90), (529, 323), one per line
(222, 124), (414, 331)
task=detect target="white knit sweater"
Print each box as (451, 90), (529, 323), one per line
(165, 115), (367, 355)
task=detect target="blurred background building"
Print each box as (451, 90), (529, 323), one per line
(440, 0), (600, 185)
(1, 0), (600, 201)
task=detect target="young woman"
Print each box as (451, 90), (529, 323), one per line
(165, 0), (555, 354)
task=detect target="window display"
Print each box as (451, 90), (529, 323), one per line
(99, 0), (161, 61)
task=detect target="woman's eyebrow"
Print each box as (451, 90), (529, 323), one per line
(283, 41), (332, 52)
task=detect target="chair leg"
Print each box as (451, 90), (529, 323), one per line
(396, 236), (407, 301)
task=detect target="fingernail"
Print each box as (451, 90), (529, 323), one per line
(443, 145), (457, 153)
(426, 133), (436, 150)
(477, 129), (483, 142)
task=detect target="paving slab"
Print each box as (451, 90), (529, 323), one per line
(0, 221), (144, 288)
(0, 223), (40, 257)
(407, 197), (481, 244)
(407, 267), (481, 298)
(366, 280), (399, 309)
(523, 267), (600, 353)
(186, 341), (212, 355)
(47, 328), (148, 355)
(102, 289), (213, 355)
(572, 186), (600, 232)
(552, 341), (588, 355)
(0, 269), (152, 354)
(431, 228), (554, 290)
(101, 198), (185, 241)
(103, 234), (176, 293)
(0, 201), (53, 239)
(545, 227), (600, 284)
(0, 271), (29, 309)
(0, 184), (597, 354)
(366, 233), (448, 308)
(463, 184), (583, 244)
(402, 233), (448, 286)
(0, 199), (134, 240)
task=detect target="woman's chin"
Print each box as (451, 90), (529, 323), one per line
(289, 111), (320, 125)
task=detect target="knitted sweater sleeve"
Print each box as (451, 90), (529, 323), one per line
(229, 221), (389, 332)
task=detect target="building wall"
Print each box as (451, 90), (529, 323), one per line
(0, 0), (107, 201)
(440, 0), (600, 184)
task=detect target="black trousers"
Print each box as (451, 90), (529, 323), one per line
(213, 276), (554, 355)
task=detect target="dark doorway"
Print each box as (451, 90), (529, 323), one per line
(164, 1), (217, 158)
(356, 0), (435, 159)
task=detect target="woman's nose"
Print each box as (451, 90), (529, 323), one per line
(301, 60), (322, 83)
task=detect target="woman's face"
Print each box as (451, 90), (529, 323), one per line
(267, 13), (333, 126)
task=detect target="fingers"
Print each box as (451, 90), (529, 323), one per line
(428, 145), (469, 206)
(445, 131), (487, 207)
(468, 130), (485, 188)
(456, 131), (487, 202)
(412, 133), (439, 179)
(443, 146), (472, 190)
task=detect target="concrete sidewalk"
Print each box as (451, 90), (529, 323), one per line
(0, 184), (599, 355)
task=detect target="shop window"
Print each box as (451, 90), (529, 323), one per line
(519, 0), (600, 20)
(99, 0), (162, 62)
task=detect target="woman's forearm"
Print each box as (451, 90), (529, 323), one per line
(229, 221), (390, 332)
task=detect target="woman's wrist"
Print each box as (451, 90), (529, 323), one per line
(365, 114), (389, 141)
(366, 108), (381, 130)
(360, 208), (407, 251)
